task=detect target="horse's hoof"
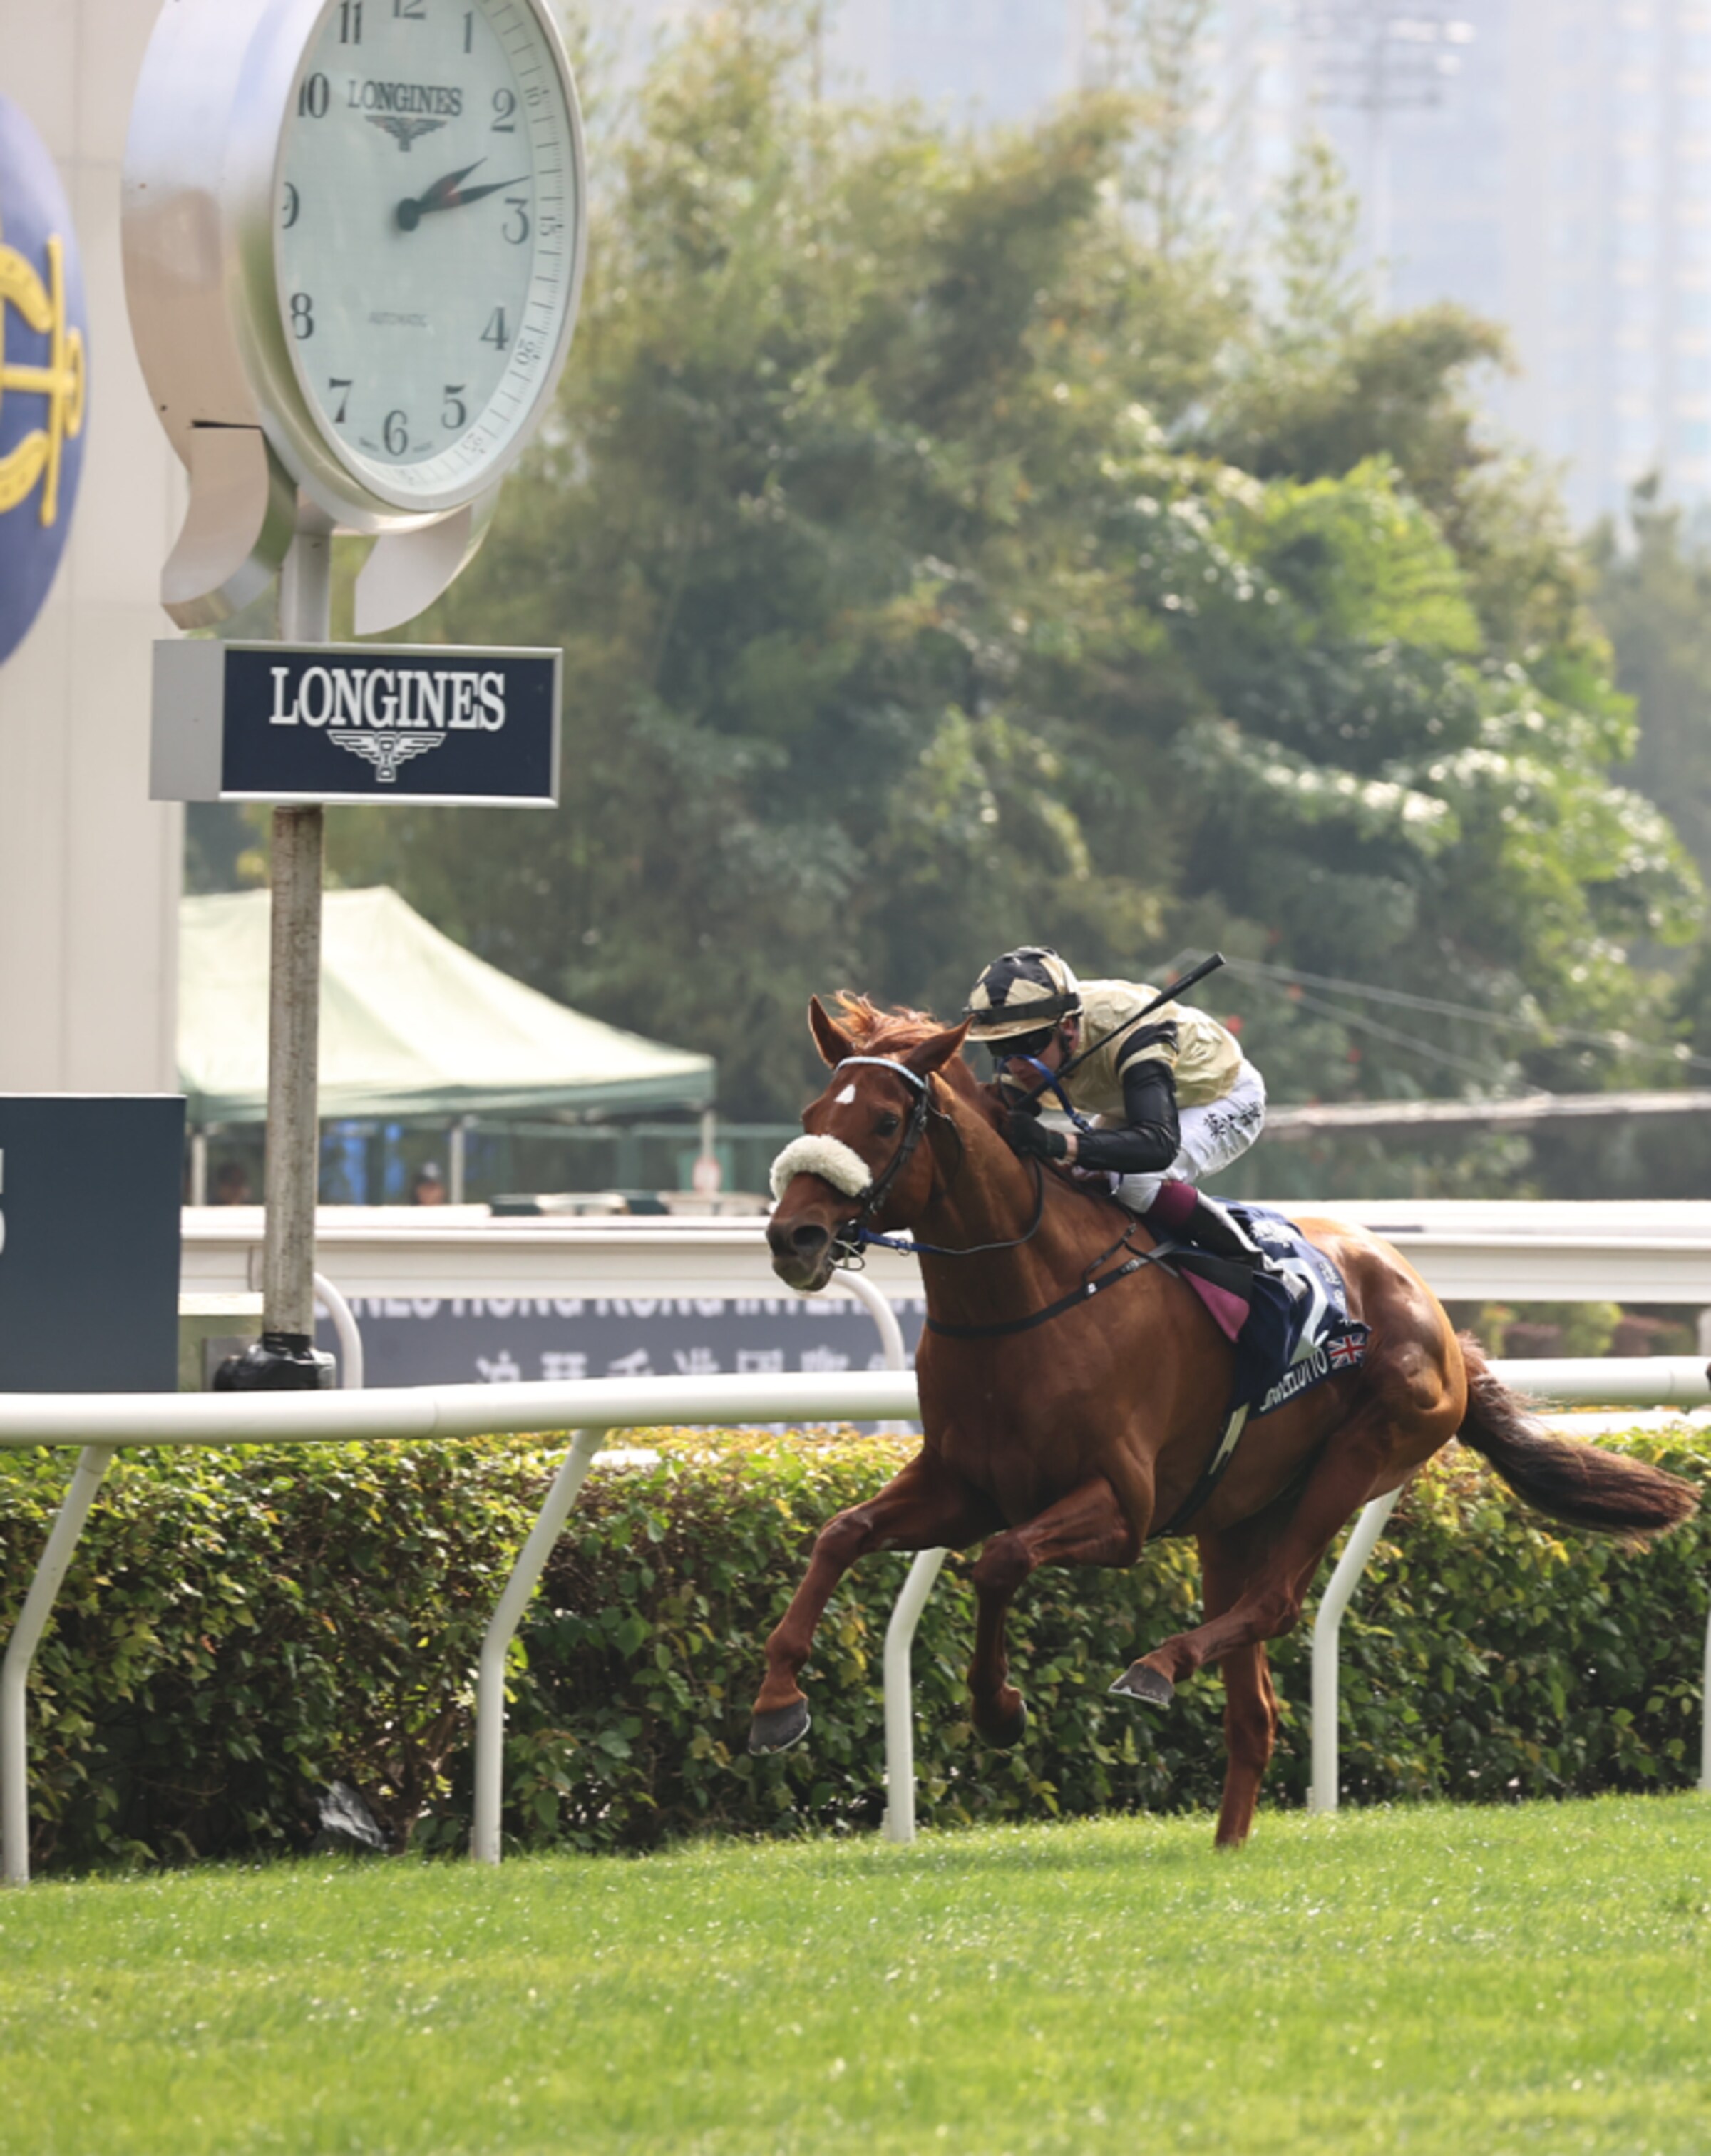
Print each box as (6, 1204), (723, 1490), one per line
(748, 1699), (811, 1755)
(1109, 1662), (1175, 1708)
(975, 1697), (1028, 1750)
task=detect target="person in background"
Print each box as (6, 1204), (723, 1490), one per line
(411, 1162), (448, 1207)
(211, 1161), (252, 1206)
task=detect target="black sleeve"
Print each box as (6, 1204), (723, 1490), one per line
(1073, 1059), (1181, 1175)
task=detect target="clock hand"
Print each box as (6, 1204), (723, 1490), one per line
(397, 160), (481, 230)
(437, 176), (528, 208)
(396, 160), (528, 231)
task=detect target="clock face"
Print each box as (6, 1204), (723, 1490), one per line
(274, 0), (581, 510)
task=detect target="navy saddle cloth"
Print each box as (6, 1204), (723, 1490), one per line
(1220, 1204), (1370, 1419)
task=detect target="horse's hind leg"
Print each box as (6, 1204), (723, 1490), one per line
(968, 1477), (1138, 1748)
(1124, 1386), (1449, 1698)
(749, 1449), (997, 1755)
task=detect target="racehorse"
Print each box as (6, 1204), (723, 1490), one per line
(754, 994), (1698, 1847)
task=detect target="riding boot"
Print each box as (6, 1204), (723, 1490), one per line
(1181, 1191), (1273, 1270)
(1144, 1184), (1298, 1300)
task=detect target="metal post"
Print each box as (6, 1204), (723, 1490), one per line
(313, 1273), (365, 1391)
(2, 1445), (118, 1885)
(828, 1268), (940, 1840)
(471, 1429), (604, 1864)
(229, 515), (334, 1387)
(449, 1119), (471, 1206)
(1310, 1489), (1402, 1814)
(190, 1129), (208, 1206)
(882, 1547), (947, 1844)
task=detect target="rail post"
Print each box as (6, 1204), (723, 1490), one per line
(2, 1444), (119, 1885)
(313, 1274), (364, 1391)
(1309, 1489), (1402, 1814)
(882, 1549), (947, 1844)
(471, 1428), (605, 1864)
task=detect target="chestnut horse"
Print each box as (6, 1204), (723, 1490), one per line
(754, 995), (1697, 1847)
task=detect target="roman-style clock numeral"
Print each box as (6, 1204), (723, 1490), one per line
(329, 378), (353, 423)
(297, 73), (331, 119)
(290, 293), (316, 339)
(282, 183), (301, 228)
(443, 384), (468, 428)
(338, 1), (363, 43)
(394, 0), (426, 18)
(384, 410), (410, 454)
(492, 89), (518, 133)
(481, 307), (510, 353)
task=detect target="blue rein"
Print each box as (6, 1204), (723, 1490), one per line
(1004, 1051), (1097, 1132)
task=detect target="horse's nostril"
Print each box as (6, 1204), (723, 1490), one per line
(791, 1223), (830, 1256)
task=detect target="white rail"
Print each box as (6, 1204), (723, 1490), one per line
(179, 1201), (1711, 1305)
(0, 1372), (913, 1884)
(1, 1358), (1705, 1879)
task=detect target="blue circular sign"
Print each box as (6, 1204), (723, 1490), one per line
(0, 95), (88, 668)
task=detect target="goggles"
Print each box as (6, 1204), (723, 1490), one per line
(985, 1026), (1058, 1069)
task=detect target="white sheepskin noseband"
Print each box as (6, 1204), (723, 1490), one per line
(769, 1134), (874, 1203)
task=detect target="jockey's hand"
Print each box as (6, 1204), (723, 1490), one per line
(1005, 1111), (1069, 1164)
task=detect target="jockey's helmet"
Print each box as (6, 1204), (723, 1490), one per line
(963, 948), (1082, 1051)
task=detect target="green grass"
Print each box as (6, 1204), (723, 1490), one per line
(1, 1799), (1708, 2155)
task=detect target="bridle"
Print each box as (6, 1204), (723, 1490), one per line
(823, 1057), (1047, 1269)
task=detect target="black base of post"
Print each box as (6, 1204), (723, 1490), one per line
(212, 1332), (335, 1392)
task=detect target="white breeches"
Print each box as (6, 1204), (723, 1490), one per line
(1111, 1058), (1268, 1216)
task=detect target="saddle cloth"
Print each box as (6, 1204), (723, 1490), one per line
(1223, 1204), (1370, 1420)
(1149, 1205), (1369, 1539)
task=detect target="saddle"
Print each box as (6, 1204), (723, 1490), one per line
(1149, 1206), (1369, 1539)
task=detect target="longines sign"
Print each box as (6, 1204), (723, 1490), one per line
(151, 641), (561, 806)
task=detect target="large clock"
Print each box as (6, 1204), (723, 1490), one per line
(123, 0), (587, 630)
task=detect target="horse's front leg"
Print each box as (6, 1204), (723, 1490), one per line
(968, 1477), (1139, 1750)
(749, 1449), (997, 1755)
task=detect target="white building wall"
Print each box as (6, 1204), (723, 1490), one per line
(0, 0), (183, 1094)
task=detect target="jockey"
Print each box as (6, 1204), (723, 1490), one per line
(963, 946), (1280, 1291)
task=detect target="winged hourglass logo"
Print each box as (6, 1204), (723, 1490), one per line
(328, 729), (448, 784)
(0, 217), (85, 528)
(368, 114), (448, 152)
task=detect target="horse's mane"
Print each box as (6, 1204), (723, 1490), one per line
(829, 992), (990, 1107)
(831, 993), (950, 1054)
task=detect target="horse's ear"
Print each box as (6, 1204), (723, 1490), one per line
(808, 995), (856, 1069)
(903, 1017), (972, 1079)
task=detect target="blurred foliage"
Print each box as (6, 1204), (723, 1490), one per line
(315, 1), (1699, 1131)
(3, 1424), (1705, 1872)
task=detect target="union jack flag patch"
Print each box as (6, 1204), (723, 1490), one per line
(1327, 1332), (1367, 1371)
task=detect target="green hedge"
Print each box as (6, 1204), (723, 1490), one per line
(1, 1427), (1706, 1872)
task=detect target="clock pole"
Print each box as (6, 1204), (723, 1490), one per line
(260, 510), (334, 1377)
(210, 507), (337, 1391)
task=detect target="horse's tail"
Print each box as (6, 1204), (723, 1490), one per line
(1455, 1335), (1698, 1542)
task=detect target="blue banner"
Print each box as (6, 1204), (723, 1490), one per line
(0, 95), (88, 667)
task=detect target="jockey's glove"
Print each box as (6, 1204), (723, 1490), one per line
(1005, 1112), (1069, 1163)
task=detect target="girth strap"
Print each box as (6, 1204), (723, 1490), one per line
(924, 1241), (1181, 1341)
(1148, 1403), (1250, 1541)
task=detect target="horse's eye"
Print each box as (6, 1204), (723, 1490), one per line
(875, 1112), (902, 1136)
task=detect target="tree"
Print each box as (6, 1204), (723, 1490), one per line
(324, 4), (1699, 1136)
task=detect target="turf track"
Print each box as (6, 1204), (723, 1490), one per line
(1, 1796), (1707, 2155)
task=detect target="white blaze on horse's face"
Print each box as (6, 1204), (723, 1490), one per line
(766, 1062), (919, 1293)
